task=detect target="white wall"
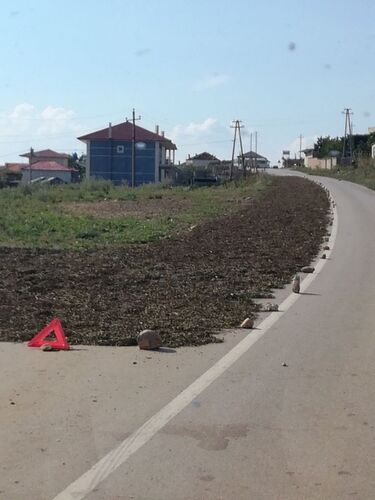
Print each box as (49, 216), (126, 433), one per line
(186, 159), (217, 168)
(305, 156), (337, 170)
(21, 169), (72, 183)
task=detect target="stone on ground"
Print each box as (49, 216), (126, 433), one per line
(261, 303), (279, 312)
(292, 275), (300, 293)
(137, 330), (162, 350)
(301, 266), (315, 273)
(240, 318), (254, 329)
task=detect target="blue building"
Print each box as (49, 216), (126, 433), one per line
(78, 121), (177, 185)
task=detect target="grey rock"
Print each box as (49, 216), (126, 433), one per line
(137, 329), (162, 350)
(301, 266), (315, 274)
(240, 317), (254, 329)
(41, 345), (57, 352)
(324, 245), (330, 250)
(292, 275), (300, 294)
(321, 254), (327, 259)
(261, 302), (279, 312)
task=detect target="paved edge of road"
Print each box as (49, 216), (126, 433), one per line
(52, 177), (338, 500)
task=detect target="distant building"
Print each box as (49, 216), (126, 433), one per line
(78, 121), (177, 185)
(20, 161), (78, 184)
(20, 149), (70, 168)
(1, 162), (28, 173)
(370, 128), (375, 159)
(241, 151), (270, 169)
(283, 158), (304, 168)
(186, 152), (220, 168)
(18, 149), (78, 184)
(302, 149), (337, 170)
(18, 149), (77, 183)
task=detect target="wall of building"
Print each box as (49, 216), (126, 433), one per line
(21, 169), (72, 183)
(89, 140), (157, 185)
(305, 156), (337, 170)
(245, 158), (269, 167)
(186, 159), (217, 168)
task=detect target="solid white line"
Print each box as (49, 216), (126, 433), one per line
(52, 194), (338, 500)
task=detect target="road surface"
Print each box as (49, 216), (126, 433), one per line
(1, 172), (375, 499)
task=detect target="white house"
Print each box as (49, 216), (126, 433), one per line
(241, 151), (270, 169)
(20, 161), (77, 184)
(19, 149), (77, 183)
(186, 152), (220, 168)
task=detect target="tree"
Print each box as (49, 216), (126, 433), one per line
(313, 136), (343, 158)
(313, 134), (375, 160)
(69, 152), (86, 180)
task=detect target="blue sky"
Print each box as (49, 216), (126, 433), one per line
(0, 0), (374, 164)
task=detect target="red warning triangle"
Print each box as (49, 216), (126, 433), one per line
(28, 318), (70, 350)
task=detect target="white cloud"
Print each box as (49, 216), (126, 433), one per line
(171, 118), (218, 138)
(9, 103), (35, 120)
(0, 103), (85, 162)
(193, 73), (230, 91)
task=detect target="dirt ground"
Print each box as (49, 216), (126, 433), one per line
(0, 177), (329, 347)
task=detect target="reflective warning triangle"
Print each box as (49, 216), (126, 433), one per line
(28, 318), (70, 350)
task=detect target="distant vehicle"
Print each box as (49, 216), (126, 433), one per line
(272, 165), (278, 169)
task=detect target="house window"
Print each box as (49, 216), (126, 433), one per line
(116, 145), (125, 154)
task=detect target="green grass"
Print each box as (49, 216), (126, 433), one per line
(295, 160), (375, 190)
(0, 176), (272, 249)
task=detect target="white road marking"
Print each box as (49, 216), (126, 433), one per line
(52, 197), (338, 500)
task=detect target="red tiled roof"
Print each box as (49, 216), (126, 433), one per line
(3, 162), (28, 172)
(78, 121), (177, 149)
(20, 149), (70, 159)
(24, 161), (76, 172)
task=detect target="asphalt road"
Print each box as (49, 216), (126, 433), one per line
(2, 172), (375, 499)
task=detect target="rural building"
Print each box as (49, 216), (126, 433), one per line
(20, 149), (70, 167)
(302, 149), (337, 170)
(283, 158), (304, 168)
(186, 152), (220, 168)
(78, 121), (177, 185)
(0, 162), (28, 173)
(369, 128), (375, 159)
(241, 151), (270, 169)
(20, 161), (78, 184)
(18, 149), (77, 183)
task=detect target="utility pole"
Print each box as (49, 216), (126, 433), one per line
(342, 108), (353, 164)
(250, 133), (253, 172)
(230, 120), (245, 179)
(254, 131), (258, 172)
(238, 123), (245, 178)
(29, 147), (34, 183)
(126, 108), (141, 187)
(299, 134), (303, 160)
